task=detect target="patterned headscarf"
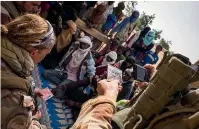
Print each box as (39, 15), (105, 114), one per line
(70, 36), (92, 68)
(1, 14), (55, 49)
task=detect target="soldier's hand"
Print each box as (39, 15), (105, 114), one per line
(97, 79), (122, 101)
(33, 110), (42, 120)
(144, 64), (155, 78)
(34, 88), (43, 97)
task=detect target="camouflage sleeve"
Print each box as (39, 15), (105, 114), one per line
(32, 120), (47, 129)
(71, 96), (116, 129)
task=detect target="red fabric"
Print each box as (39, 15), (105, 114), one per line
(137, 53), (144, 60)
(96, 66), (108, 76)
(40, 2), (50, 15)
(99, 45), (118, 56)
(95, 56), (104, 67)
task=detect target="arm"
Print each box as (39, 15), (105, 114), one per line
(71, 96), (116, 129)
(71, 79), (120, 129)
(86, 53), (96, 77)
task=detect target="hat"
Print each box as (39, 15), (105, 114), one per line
(77, 36), (92, 47)
(125, 68), (134, 76)
(107, 51), (117, 61)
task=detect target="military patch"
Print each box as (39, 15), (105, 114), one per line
(7, 115), (29, 129)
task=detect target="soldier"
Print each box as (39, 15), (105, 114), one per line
(1, 14), (55, 129)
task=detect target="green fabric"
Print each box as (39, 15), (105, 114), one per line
(117, 55), (126, 61)
(117, 100), (129, 107)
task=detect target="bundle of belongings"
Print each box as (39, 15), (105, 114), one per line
(111, 51), (199, 129)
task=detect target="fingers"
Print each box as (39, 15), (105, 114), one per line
(118, 86), (123, 92)
(111, 79), (120, 86)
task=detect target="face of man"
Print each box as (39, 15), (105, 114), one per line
(121, 61), (134, 72)
(155, 46), (162, 54)
(30, 47), (52, 64)
(79, 42), (90, 50)
(22, 1), (41, 13)
(106, 55), (114, 62)
(122, 71), (131, 81)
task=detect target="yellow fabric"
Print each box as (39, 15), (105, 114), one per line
(56, 29), (73, 52)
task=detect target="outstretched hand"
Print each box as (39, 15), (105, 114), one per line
(97, 79), (122, 101)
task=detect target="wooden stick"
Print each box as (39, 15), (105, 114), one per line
(75, 18), (110, 44)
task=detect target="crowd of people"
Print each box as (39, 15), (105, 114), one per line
(1, 1), (164, 129)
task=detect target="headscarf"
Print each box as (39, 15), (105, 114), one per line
(143, 30), (155, 46)
(130, 10), (140, 23)
(102, 51), (117, 65)
(70, 36), (92, 68)
(1, 14), (55, 49)
(111, 10), (139, 33)
(125, 68), (134, 80)
(139, 26), (151, 39)
(101, 14), (117, 32)
(91, 4), (106, 24)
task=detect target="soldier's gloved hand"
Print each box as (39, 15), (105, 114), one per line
(97, 79), (122, 101)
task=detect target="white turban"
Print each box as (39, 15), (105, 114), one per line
(102, 51), (117, 65)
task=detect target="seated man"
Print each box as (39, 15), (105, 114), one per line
(98, 38), (119, 56)
(42, 36), (96, 86)
(116, 45), (126, 62)
(132, 30), (155, 58)
(139, 44), (162, 66)
(41, 20), (77, 69)
(95, 51), (117, 78)
(117, 68), (135, 101)
(114, 56), (136, 72)
(95, 51), (117, 67)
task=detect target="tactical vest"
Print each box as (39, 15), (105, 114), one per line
(111, 51), (199, 129)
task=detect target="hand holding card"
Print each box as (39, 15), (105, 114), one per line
(35, 87), (54, 101)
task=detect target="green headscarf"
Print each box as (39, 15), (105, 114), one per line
(143, 30), (155, 46)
